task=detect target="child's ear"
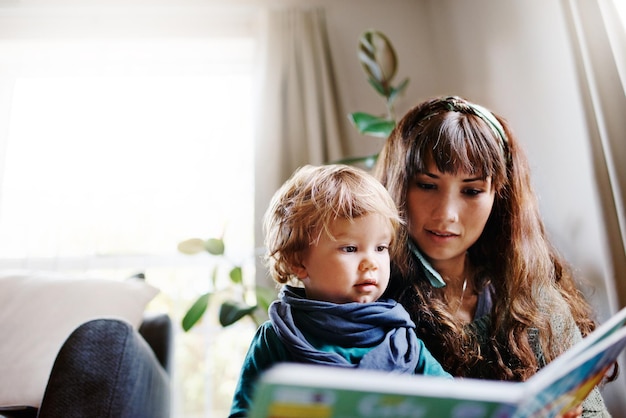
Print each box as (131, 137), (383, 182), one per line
(291, 264), (309, 279)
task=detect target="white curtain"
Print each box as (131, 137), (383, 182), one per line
(253, 7), (347, 284)
(562, 0), (626, 309)
(0, 79), (14, 209)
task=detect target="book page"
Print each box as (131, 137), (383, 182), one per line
(516, 310), (626, 418)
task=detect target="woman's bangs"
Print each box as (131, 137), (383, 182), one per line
(404, 111), (506, 186)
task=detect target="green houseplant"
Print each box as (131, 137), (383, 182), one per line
(178, 236), (276, 331)
(342, 29), (409, 169)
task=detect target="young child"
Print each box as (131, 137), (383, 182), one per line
(229, 164), (451, 418)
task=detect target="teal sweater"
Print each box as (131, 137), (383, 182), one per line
(228, 321), (451, 417)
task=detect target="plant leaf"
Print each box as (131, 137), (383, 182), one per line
(348, 111), (384, 128)
(388, 77), (410, 106)
(367, 77), (389, 98)
(348, 112), (395, 137)
(361, 120), (395, 137)
(204, 238), (225, 255)
(182, 292), (211, 332)
(358, 30), (397, 85)
(210, 265), (219, 288)
(177, 238), (206, 255)
(357, 49), (383, 86)
(219, 300), (256, 327)
(229, 266), (243, 284)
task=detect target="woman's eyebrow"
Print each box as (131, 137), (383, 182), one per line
(418, 172), (486, 182)
(463, 176), (487, 183)
(417, 171), (438, 179)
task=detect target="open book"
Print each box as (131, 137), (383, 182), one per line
(249, 306), (626, 418)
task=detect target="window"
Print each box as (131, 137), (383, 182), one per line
(0, 9), (259, 416)
(1, 59), (255, 260)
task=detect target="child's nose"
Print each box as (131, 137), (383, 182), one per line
(359, 258), (377, 271)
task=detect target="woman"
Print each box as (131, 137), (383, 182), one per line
(374, 96), (613, 416)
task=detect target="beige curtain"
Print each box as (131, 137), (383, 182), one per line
(253, 7), (347, 285)
(562, 0), (626, 308)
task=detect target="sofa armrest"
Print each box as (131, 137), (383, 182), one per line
(38, 318), (170, 418)
(139, 313), (173, 375)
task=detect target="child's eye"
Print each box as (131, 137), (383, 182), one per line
(341, 246), (357, 253)
(376, 245), (389, 252)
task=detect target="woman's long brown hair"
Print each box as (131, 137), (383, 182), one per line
(375, 96), (598, 380)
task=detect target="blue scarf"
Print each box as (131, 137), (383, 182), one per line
(269, 285), (420, 373)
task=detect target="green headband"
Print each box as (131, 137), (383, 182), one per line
(445, 96), (510, 162)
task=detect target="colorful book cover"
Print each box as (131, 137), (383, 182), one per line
(250, 366), (519, 418)
(249, 306), (626, 418)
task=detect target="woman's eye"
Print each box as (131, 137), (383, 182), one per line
(416, 182), (436, 190)
(463, 188), (483, 196)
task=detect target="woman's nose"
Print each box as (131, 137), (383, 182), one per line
(433, 194), (459, 223)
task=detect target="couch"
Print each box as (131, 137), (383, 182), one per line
(0, 272), (172, 418)
(0, 314), (172, 418)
